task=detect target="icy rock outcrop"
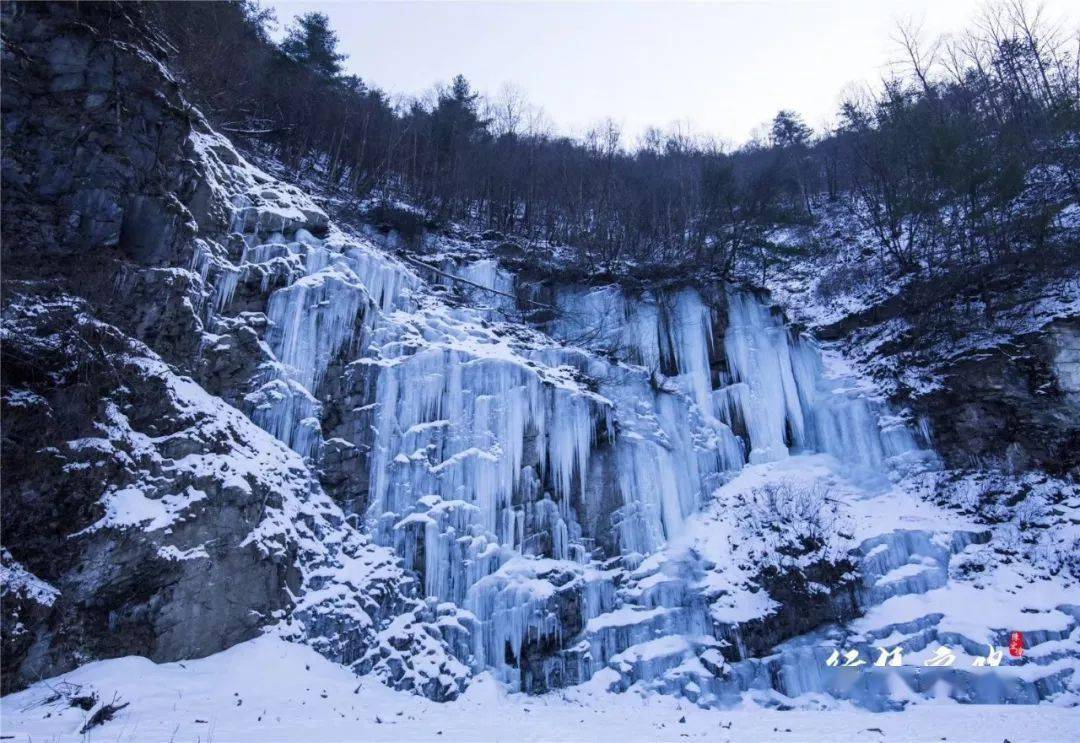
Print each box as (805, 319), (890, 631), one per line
(0, 288), (468, 698)
(694, 527), (1078, 711)
(286, 533), (473, 702)
(573, 525), (1079, 710)
(0, 549), (60, 688)
(465, 558), (617, 691)
(176, 166), (940, 699)
(0, 292), (318, 690)
(0, 4), (465, 694)
(353, 600), (474, 701)
(914, 316), (1080, 476)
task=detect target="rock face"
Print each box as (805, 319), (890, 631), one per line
(1, 290), (305, 689)
(812, 266), (1080, 478)
(0, 5), (194, 265)
(3, 1), (210, 372)
(914, 318), (1080, 476)
(0, 3), (276, 689)
(1, 2), (465, 698)
(2, 0), (1077, 712)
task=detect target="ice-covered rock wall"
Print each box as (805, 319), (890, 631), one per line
(549, 282), (925, 485)
(106, 123), (1053, 707)
(5, 3), (1075, 712)
(205, 179), (934, 695)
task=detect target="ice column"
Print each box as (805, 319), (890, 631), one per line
(265, 267), (372, 392)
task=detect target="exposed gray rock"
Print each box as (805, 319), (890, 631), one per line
(2, 2), (197, 267)
(915, 318), (1080, 476)
(0, 291), (304, 690)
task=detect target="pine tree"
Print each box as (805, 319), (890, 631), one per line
(769, 110), (813, 148)
(280, 12), (347, 78)
(434, 75), (487, 141)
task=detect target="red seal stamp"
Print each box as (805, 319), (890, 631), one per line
(1008, 631), (1024, 658)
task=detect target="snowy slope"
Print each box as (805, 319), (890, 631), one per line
(2, 636), (1077, 743)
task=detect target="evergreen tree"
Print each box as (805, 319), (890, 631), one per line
(427, 75), (490, 208)
(280, 11), (347, 78)
(768, 110), (815, 218)
(433, 75), (487, 143)
(769, 110), (813, 148)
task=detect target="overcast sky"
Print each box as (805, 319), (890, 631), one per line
(265, 0), (1075, 146)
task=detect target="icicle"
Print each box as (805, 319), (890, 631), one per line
(722, 292), (806, 463)
(547, 394), (594, 512)
(212, 267), (240, 312)
(244, 370), (323, 458)
(721, 289), (922, 476)
(303, 245), (333, 275)
(343, 246), (418, 312)
(669, 288), (717, 421)
(264, 267), (371, 391)
(188, 241), (213, 282)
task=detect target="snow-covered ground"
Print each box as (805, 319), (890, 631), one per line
(2, 636), (1077, 743)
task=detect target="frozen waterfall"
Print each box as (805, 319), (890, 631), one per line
(719, 291), (920, 474)
(222, 218), (933, 696)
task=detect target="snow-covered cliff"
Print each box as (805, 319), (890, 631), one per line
(2, 4), (1078, 732)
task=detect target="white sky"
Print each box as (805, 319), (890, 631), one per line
(265, 0), (1076, 146)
